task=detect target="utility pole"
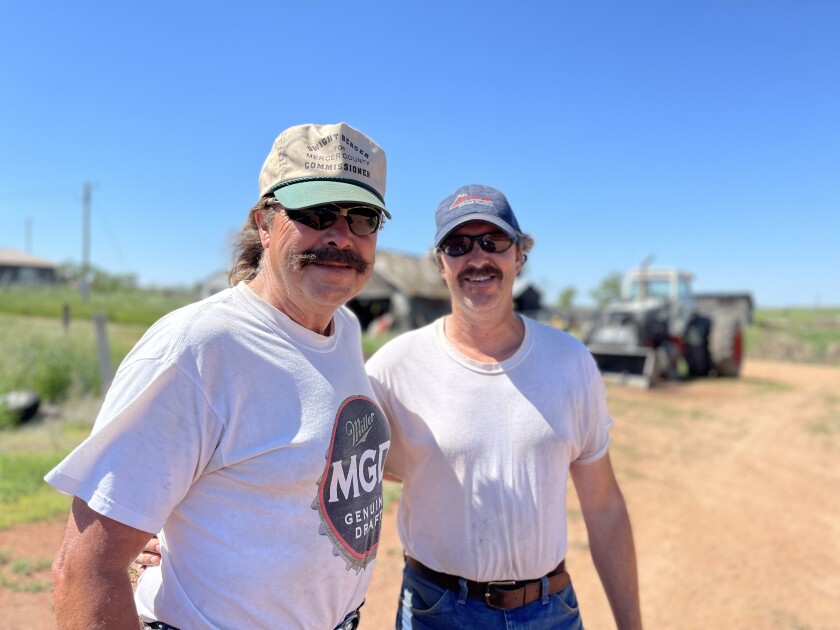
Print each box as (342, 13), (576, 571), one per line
(25, 216), (32, 253)
(81, 182), (93, 302)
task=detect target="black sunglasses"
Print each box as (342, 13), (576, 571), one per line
(439, 232), (517, 257)
(269, 201), (384, 236)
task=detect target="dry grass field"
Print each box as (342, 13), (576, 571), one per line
(2, 359), (838, 629)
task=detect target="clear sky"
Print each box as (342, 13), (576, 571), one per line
(1, 1), (838, 307)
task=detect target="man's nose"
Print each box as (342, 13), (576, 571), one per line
(464, 240), (492, 261)
(320, 214), (355, 247)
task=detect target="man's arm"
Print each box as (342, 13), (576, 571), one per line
(52, 497), (155, 629)
(570, 452), (643, 630)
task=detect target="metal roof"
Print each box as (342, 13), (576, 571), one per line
(0, 248), (56, 269)
(356, 249), (451, 300)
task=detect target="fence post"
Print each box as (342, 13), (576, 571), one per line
(93, 314), (113, 393)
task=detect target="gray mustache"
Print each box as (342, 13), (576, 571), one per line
(291, 247), (370, 273)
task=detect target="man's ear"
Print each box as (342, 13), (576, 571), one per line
(254, 210), (271, 248)
(515, 246), (525, 276)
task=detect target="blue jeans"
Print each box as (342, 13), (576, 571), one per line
(396, 562), (583, 629)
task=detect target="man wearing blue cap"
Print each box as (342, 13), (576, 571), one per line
(47, 123), (392, 630)
(366, 184), (642, 628)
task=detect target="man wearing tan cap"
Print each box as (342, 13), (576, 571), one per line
(47, 123), (392, 630)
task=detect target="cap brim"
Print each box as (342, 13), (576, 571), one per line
(435, 212), (517, 246)
(273, 181), (390, 218)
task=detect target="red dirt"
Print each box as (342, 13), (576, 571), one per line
(2, 359), (838, 628)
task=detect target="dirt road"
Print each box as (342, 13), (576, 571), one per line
(2, 359), (838, 629)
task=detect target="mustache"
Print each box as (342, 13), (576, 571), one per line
(457, 263), (502, 282)
(290, 246), (370, 273)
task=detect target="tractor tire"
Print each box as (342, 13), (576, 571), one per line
(684, 316), (712, 376)
(709, 316), (743, 377)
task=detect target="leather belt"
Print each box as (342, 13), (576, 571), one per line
(405, 556), (570, 611)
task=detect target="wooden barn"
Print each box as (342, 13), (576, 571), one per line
(0, 248), (57, 286)
(347, 250), (451, 333)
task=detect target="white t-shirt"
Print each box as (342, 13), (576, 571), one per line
(366, 315), (612, 582)
(46, 282), (391, 629)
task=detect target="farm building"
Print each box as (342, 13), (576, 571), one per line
(347, 250), (451, 332)
(0, 248), (57, 285)
(513, 278), (542, 317)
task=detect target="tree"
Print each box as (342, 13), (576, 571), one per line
(55, 261), (138, 292)
(556, 286), (576, 309)
(590, 272), (623, 307)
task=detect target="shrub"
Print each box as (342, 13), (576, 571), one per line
(0, 315), (100, 405)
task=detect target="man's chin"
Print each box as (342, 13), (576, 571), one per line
(303, 266), (371, 299)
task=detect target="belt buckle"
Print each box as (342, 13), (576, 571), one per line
(484, 580), (517, 610)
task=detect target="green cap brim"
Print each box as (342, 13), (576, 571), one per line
(273, 181), (390, 218)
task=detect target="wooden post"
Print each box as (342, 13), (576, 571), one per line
(93, 314), (113, 393)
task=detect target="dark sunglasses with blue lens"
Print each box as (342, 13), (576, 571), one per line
(438, 232), (517, 257)
(267, 200), (384, 236)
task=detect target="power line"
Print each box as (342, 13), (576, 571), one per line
(0, 186), (79, 203)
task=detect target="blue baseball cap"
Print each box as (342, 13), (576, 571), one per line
(434, 184), (521, 246)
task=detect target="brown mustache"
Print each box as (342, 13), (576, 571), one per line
(457, 264), (501, 282)
(291, 246), (370, 273)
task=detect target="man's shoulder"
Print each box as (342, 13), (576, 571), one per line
(366, 321), (437, 373)
(523, 318), (603, 384)
(336, 305), (363, 330)
(132, 288), (243, 358)
(525, 317), (586, 351)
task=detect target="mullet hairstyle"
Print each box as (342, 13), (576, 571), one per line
(229, 196), (276, 285)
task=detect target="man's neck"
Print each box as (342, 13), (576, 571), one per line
(246, 274), (334, 335)
(443, 308), (524, 363)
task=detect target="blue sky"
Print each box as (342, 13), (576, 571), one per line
(1, 1), (838, 307)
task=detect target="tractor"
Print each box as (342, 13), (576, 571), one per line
(581, 268), (751, 388)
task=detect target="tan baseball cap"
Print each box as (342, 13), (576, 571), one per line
(258, 122), (389, 218)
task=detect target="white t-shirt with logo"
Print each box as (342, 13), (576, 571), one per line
(366, 315), (612, 582)
(46, 282), (390, 629)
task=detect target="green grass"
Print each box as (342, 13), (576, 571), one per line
(0, 315), (100, 410)
(753, 307), (840, 326)
(0, 314), (149, 419)
(0, 285), (197, 326)
(0, 454), (73, 529)
(0, 291), (175, 423)
(0, 550), (53, 593)
(747, 307), (840, 364)
(0, 420), (91, 529)
(9, 556), (53, 576)
(362, 332), (398, 359)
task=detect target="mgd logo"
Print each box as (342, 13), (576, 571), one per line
(314, 395), (390, 571)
